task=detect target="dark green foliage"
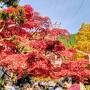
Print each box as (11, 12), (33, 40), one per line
(0, 0), (20, 7)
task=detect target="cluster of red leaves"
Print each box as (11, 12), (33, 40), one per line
(0, 54), (28, 79)
(50, 59), (90, 82)
(0, 51), (51, 79)
(0, 5), (51, 38)
(59, 48), (76, 59)
(48, 29), (70, 36)
(0, 39), (17, 60)
(0, 51), (89, 82)
(0, 4), (89, 83)
(30, 40), (47, 50)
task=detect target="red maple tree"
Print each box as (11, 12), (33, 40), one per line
(0, 4), (89, 83)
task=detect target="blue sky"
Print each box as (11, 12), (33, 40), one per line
(19, 0), (90, 34)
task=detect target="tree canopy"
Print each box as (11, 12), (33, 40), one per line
(0, 1), (90, 84)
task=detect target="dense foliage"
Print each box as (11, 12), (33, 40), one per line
(76, 24), (90, 54)
(0, 0), (20, 7)
(0, 3), (90, 83)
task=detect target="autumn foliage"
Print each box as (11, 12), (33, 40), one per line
(0, 5), (90, 83)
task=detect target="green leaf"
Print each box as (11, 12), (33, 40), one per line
(58, 35), (68, 47)
(0, 78), (4, 85)
(0, 11), (9, 20)
(69, 34), (76, 47)
(58, 34), (76, 48)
